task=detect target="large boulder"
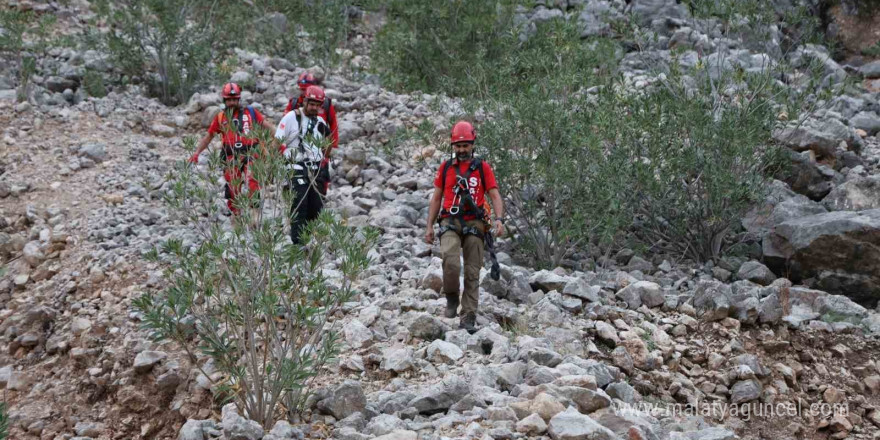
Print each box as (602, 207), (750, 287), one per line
(692, 280), (732, 321)
(220, 404), (263, 440)
(615, 281), (664, 309)
(743, 180), (828, 235)
(772, 117), (860, 159)
(578, 1), (623, 38)
(530, 270), (571, 292)
(547, 406), (618, 440)
(630, 0), (690, 26)
(823, 176), (880, 211)
(408, 376), (470, 415)
(481, 270), (532, 304)
(316, 381), (367, 420)
(850, 111), (880, 135)
(775, 150), (839, 201)
(763, 209), (880, 304)
(737, 261), (777, 286)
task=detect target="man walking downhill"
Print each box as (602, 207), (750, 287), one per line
(189, 82), (275, 217)
(275, 85), (332, 245)
(425, 121), (506, 334)
(285, 71), (339, 193)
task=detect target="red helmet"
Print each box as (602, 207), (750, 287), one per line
(221, 82), (242, 99)
(450, 121), (476, 144)
(303, 85), (325, 103)
(297, 72), (317, 91)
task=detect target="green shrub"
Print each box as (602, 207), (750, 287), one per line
(82, 69), (108, 98)
(862, 41), (880, 57)
(474, 23), (624, 267)
(373, 1), (833, 267)
(601, 71), (787, 261)
(91, 0), (372, 105)
(134, 127), (377, 427)
(0, 401), (7, 440)
(94, 0), (218, 106)
(371, 0), (520, 95)
(0, 8), (56, 102)
(259, 0), (369, 71)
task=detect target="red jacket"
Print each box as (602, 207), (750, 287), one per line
(286, 95), (339, 150)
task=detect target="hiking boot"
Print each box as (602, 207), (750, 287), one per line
(444, 293), (459, 318)
(459, 312), (477, 334)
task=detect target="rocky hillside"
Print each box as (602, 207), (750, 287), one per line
(2, 1), (880, 440)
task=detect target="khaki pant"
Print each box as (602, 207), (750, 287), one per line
(439, 218), (485, 314)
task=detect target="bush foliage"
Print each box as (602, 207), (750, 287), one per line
(0, 8), (56, 102)
(91, 0), (369, 105)
(135, 126), (377, 427)
(373, 1), (831, 266)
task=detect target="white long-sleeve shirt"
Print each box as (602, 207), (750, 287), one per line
(274, 109), (330, 164)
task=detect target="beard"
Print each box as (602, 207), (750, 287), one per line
(455, 151), (473, 160)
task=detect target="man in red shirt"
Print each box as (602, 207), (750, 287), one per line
(425, 121), (506, 333)
(189, 82), (275, 216)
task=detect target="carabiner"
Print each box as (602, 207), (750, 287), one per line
(449, 194), (460, 215)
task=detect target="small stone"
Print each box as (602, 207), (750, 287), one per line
(372, 430), (417, 440)
(730, 379), (762, 404)
(547, 406), (617, 440)
(595, 321), (619, 346)
(408, 313), (448, 341)
(23, 241), (45, 267)
(133, 350), (167, 374)
(829, 413), (853, 432)
(381, 346), (414, 372)
(101, 193), (124, 205)
(156, 371), (184, 390)
(737, 261), (777, 285)
(79, 143), (108, 162)
(7, 371), (30, 391)
(712, 267), (732, 282)
(221, 403), (263, 440)
(178, 419), (220, 440)
(75, 422), (104, 437)
(615, 281), (663, 309)
(71, 317), (92, 335)
(531, 392), (565, 421)
(343, 319), (373, 349)
(150, 123), (176, 137)
(516, 413), (547, 436)
(823, 386), (845, 404)
(365, 414), (406, 436)
(409, 375), (469, 415)
(316, 380), (367, 420)
(865, 375), (880, 395)
(426, 339), (464, 364)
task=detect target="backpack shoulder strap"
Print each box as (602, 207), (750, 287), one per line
(231, 106), (244, 135)
(476, 159), (487, 193)
(246, 106), (257, 127)
(440, 159), (453, 190)
(295, 108), (304, 129)
(323, 97), (331, 115)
